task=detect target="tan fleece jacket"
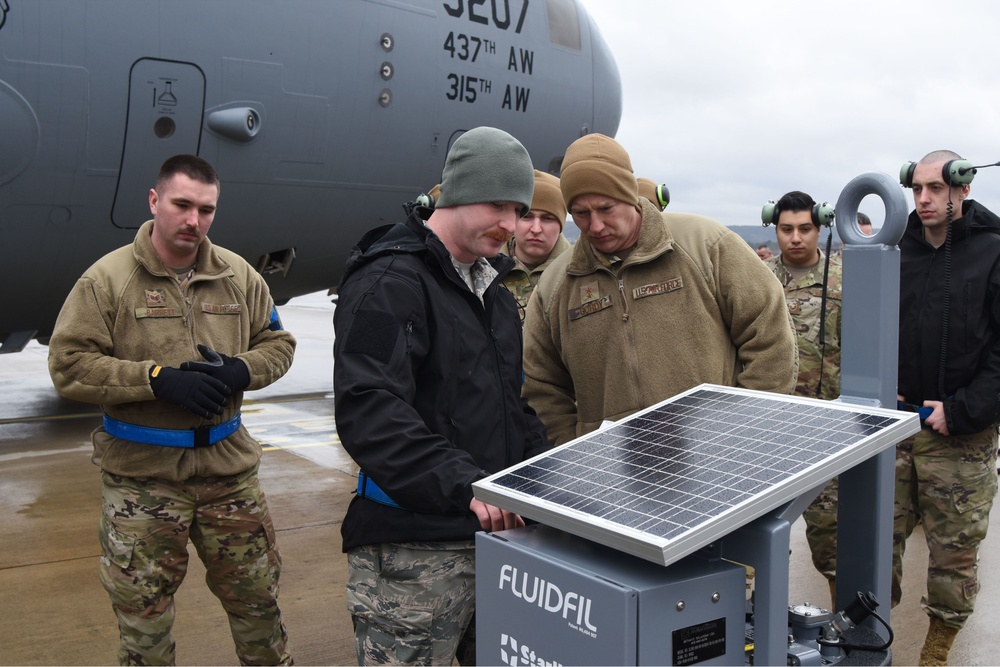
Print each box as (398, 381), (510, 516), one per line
(48, 221), (296, 480)
(523, 199), (797, 446)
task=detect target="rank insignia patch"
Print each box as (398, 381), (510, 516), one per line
(580, 281), (601, 304)
(145, 289), (166, 307)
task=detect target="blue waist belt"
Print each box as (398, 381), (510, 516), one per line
(103, 413), (242, 448)
(897, 401), (933, 426)
(356, 471), (403, 509)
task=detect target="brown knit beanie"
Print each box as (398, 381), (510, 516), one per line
(636, 177), (657, 204)
(531, 170), (567, 229)
(560, 134), (638, 209)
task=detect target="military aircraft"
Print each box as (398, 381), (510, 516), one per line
(0, 0), (621, 352)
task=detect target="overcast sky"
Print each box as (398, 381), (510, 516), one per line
(579, 0), (1000, 231)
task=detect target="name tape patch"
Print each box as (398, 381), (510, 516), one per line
(569, 295), (612, 321)
(134, 307), (181, 319)
(201, 303), (242, 315)
(633, 277), (683, 299)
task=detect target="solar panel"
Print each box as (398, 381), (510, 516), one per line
(474, 384), (921, 566)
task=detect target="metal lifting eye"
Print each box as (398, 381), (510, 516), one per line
(380, 62), (393, 81)
(378, 89), (392, 107)
(380, 33), (394, 52)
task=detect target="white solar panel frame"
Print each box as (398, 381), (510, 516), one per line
(474, 384), (920, 566)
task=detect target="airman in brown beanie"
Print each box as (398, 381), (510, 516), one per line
(502, 170), (572, 322)
(522, 133), (797, 447)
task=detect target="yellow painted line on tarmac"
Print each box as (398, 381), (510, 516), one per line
(0, 411), (101, 425)
(261, 438), (342, 452)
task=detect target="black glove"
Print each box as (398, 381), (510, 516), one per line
(149, 365), (229, 418)
(179, 344), (251, 394)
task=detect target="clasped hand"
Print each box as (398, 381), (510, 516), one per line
(150, 345), (250, 419)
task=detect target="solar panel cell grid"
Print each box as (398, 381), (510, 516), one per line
(474, 385), (921, 565)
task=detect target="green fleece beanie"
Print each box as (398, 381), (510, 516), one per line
(435, 127), (534, 214)
(560, 133), (638, 209)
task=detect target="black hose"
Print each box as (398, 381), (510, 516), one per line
(815, 231), (833, 398)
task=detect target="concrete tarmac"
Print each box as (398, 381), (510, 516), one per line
(2, 291), (999, 666)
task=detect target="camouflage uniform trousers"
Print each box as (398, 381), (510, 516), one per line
(802, 477), (839, 581)
(346, 540), (477, 665)
(892, 425), (998, 628)
(98, 464), (291, 666)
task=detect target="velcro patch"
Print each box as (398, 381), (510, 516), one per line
(568, 295), (612, 321)
(145, 289), (166, 307)
(344, 309), (398, 363)
(633, 278), (683, 299)
(134, 307), (181, 319)
(580, 281), (602, 304)
(201, 303), (242, 315)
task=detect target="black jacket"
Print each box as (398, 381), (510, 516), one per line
(898, 199), (1000, 435)
(333, 206), (550, 550)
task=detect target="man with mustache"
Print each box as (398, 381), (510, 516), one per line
(47, 154), (295, 665)
(333, 126), (551, 665)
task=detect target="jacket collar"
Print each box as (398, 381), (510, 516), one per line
(133, 219), (233, 280)
(904, 199), (1000, 246)
(503, 233), (572, 277)
(343, 206), (515, 283)
(566, 198), (672, 275)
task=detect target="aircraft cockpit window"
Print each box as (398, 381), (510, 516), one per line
(546, 0), (581, 50)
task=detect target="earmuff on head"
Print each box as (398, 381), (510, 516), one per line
(655, 184), (669, 211)
(899, 159), (976, 188)
(761, 201), (835, 227)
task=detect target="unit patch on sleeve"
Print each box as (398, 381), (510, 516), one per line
(633, 277), (683, 300)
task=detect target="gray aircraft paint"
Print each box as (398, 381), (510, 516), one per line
(0, 0), (621, 351)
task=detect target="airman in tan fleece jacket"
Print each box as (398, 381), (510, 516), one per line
(523, 134), (797, 446)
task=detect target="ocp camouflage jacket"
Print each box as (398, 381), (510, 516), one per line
(766, 251), (842, 401)
(501, 233), (572, 322)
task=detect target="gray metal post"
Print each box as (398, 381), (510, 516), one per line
(833, 172), (909, 639)
(725, 513), (791, 667)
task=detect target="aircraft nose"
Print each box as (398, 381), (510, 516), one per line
(587, 15), (622, 137)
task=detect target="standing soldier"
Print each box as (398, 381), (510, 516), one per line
(895, 150), (1000, 665)
(763, 190), (842, 606)
(334, 127), (551, 665)
(47, 154), (295, 665)
(523, 133), (796, 447)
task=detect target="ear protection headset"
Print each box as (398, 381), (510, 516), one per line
(761, 200), (835, 227)
(415, 192), (436, 209)
(654, 184), (669, 211)
(899, 159), (976, 188)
